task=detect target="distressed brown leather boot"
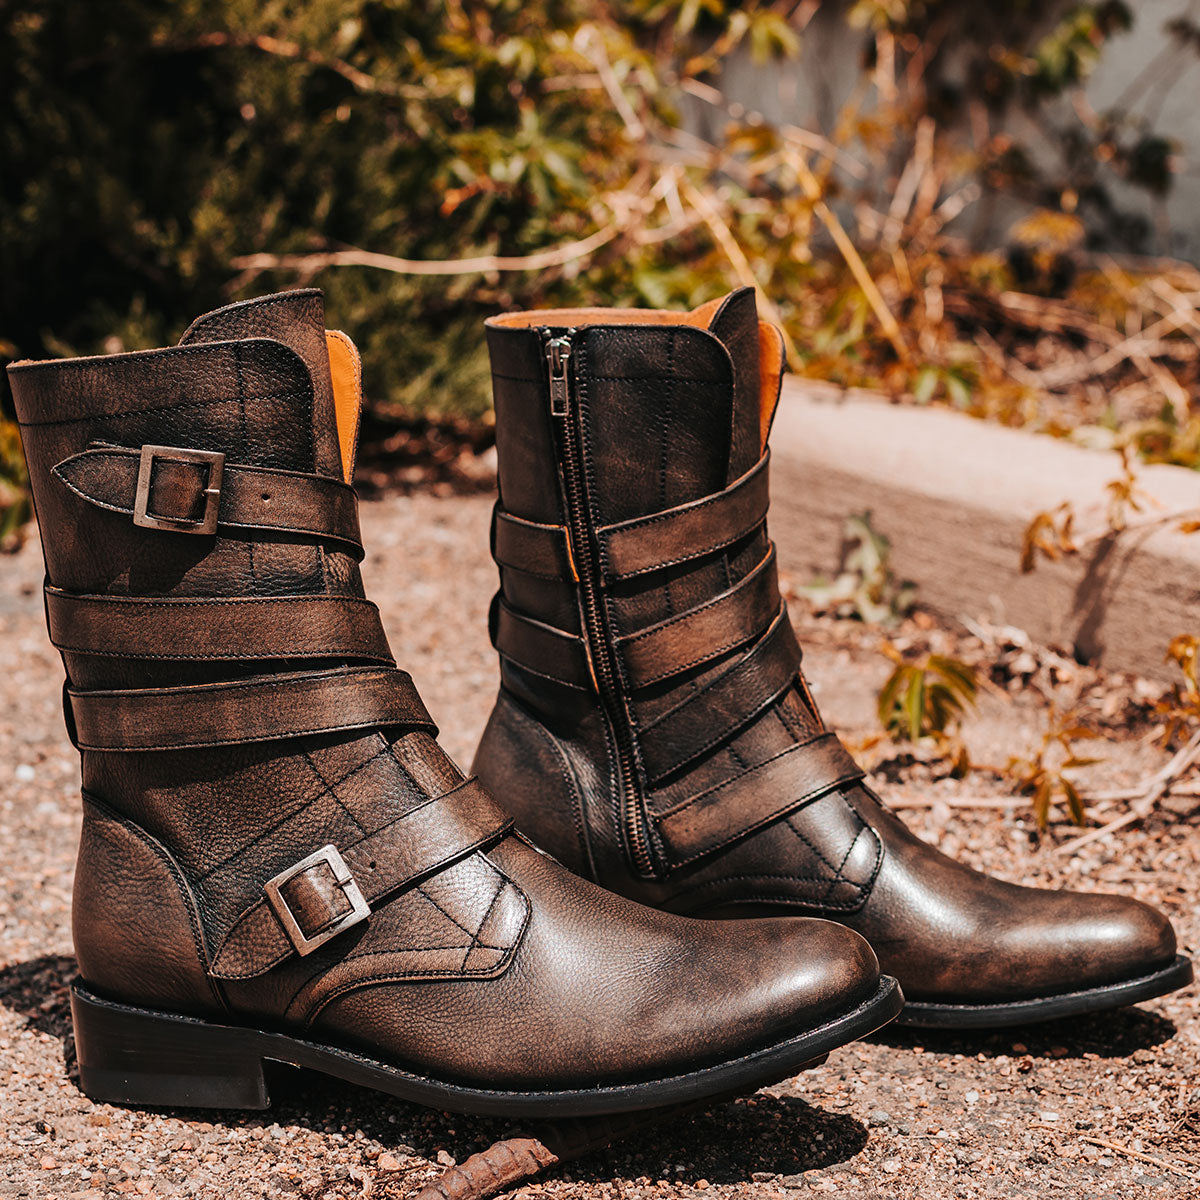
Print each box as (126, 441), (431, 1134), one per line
(9, 289), (901, 1118)
(474, 288), (1192, 1030)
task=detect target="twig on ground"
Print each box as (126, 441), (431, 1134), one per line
(886, 796), (1024, 810)
(1077, 1136), (1200, 1183)
(1082, 781), (1200, 803)
(411, 1137), (560, 1200)
(409, 1102), (712, 1200)
(1056, 728), (1200, 856)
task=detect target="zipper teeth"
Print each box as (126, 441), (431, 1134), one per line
(545, 332), (655, 877)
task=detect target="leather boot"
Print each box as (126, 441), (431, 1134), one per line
(473, 288), (1192, 1029)
(8, 289), (900, 1117)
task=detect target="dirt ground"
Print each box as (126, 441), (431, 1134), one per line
(1, 493), (1198, 1200)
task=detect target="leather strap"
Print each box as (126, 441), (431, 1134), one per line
(599, 452), (770, 580)
(492, 507), (576, 580)
(45, 589), (394, 663)
(67, 666), (435, 752)
(653, 732), (867, 867)
(636, 605), (802, 785)
(53, 446), (364, 558)
(617, 545), (780, 689)
(210, 778), (513, 979)
(490, 595), (593, 690)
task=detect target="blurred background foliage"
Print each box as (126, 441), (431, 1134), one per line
(5, 0), (1200, 540)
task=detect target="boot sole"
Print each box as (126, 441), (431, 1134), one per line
(895, 954), (1192, 1030)
(70, 974), (903, 1117)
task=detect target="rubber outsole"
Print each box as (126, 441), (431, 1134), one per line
(70, 974), (904, 1118)
(895, 954), (1193, 1030)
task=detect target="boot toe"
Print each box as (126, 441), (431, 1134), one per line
(907, 886), (1180, 1003)
(685, 915), (883, 1055)
(1052, 891), (1178, 988)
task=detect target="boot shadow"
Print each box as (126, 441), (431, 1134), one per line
(868, 1004), (1177, 1060)
(0, 953), (76, 1041)
(568, 1092), (868, 1184)
(0, 954), (868, 1186)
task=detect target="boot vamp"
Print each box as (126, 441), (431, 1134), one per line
(843, 795), (1177, 1002)
(668, 785), (1176, 1004)
(304, 834), (881, 1089)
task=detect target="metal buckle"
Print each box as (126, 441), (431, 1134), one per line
(263, 845), (370, 957)
(132, 445), (225, 535)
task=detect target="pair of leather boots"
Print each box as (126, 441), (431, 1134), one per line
(8, 288), (1190, 1123)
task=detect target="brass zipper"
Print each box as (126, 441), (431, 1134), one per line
(543, 332), (655, 877)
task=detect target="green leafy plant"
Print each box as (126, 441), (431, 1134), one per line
(876, 647), (978, 774)
(801, 512), (916, 625)
(4, 0), (1199, 548)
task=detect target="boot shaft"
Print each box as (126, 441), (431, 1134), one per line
(481, 290), (847, 880)
(10, 290), (367, 694)
(9, 291), (489, 1011)
(485, 287), (790, 665)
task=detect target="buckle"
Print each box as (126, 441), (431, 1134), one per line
(263, 844), (370, 956)
(132, 445), (225, 535)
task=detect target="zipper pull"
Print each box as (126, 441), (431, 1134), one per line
(545, 335), (573, 418)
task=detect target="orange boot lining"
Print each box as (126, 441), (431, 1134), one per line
(325, 330), (363, 484)
(491, 293), (786, 452)
(488, 306), (720, 329)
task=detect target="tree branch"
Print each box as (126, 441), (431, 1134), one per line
(230, 224), (621, 279)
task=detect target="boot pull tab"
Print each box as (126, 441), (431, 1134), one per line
(545, 335), (573, 418)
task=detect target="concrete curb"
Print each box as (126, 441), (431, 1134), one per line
(770, 381), (1200, 682)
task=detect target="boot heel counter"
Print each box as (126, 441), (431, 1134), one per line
(73, 797), (223, 1015)
(473, 692), (594, 877)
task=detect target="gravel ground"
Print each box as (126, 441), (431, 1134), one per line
(1, 493), (1198, 1200)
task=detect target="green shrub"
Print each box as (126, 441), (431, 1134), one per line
(2, 0), (1184, 542)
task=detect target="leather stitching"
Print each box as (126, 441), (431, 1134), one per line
(621, 549), (774, 650)
(603, 476), (764, 538)
(622, 592), (779, 688)
(460, 882), (506, 971)
(197, 743), (392, 880)
(301, 749), (368, 836)
(636, 622), (799, 778)
(656, 755), (867, 870)
(211, 810), (512, 981)
(300, 859), (532, 1026)
(820, 823), (865, 905)
(498, 652), (590, 693)
(651, 732), (835, 822)
(609, 521), (767, 578)
(416, 881), (486, 942)
(17, 389), (306, 428)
